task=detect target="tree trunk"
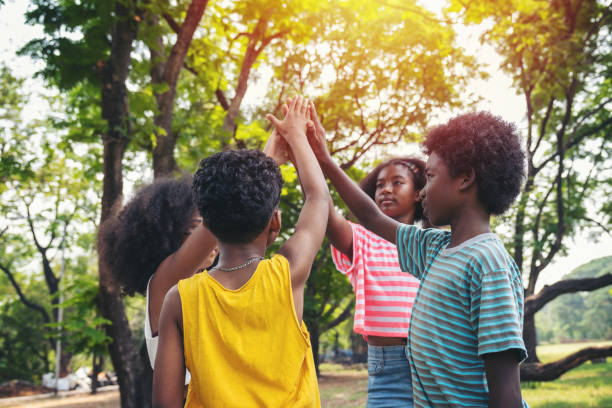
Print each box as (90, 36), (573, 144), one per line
(350, 331), (367, 364)
(151, 0), (209, 178)
(91, 352), (103, 394)
(522, 313), (539, 363)
(139, 341), (153, 408)
(97, 2), (145, 407)
(60, 351), (72, 377)
(308, 322), (320, 377)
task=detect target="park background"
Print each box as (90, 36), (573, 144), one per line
(1, 0), (611, 406)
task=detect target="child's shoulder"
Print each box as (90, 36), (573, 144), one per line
(397, 223), (451, 245)
(460, 234), (520, 276)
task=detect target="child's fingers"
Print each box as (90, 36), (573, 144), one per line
(289, 96), (298, 111)
(282, 103), (289, 116)
(300, 98), (309, 116)
(309, 101), (320, 123)
(266, 114), (282, 129)
(294, 96), (303, 113)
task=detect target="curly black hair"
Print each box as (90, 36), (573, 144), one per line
(423, 111), (525, 215)
(193, 149), (283, 244)
(99, 178), (195, 296)
(359, 157), (427, 222)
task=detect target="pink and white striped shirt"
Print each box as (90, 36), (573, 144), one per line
(331, 222), (420, 338)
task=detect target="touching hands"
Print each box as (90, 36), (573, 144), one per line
(263, 128), (290, 166)
(306, 100), (331, 162)
(266, 96), (311, 147)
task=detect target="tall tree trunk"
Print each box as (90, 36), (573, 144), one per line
(308, 321), (320, 377)
(139, 341), (154, 408)
(350, 331), (367, 364)
(522, 314), (539, 363)
(151, 0), (209, 178)
(96, 2), (145, 407)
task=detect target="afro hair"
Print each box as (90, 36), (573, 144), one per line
(423, 111), (525, 215)
(192, 149), (283, 244)
(99, 178), (195, 296)
(359, 157), (427, 221)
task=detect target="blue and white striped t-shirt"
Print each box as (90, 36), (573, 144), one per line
(396, 224), (528, 408)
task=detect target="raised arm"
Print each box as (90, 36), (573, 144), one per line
(306, 101), (399, 244)
(266, 97), (329, 313)
(149, 224), (217, 334)
(326, 198), (354, 259)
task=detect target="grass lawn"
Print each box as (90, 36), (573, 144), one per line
(319, 341), (612, 408)
(522, 341), (612, 408)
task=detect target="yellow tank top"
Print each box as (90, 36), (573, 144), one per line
(178, 254), (320, 407)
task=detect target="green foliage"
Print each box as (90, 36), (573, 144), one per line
(0, 297), (52, 383)
(48, 273), (112, 358)
(522, 342), (612, 407)
(263, 0), (483, 167)
(0, 65), (36, 189)
(20, 0), (117, 89)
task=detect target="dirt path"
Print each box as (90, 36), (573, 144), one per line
(0, 390), (119, 408)
(0, 368), (368, 408)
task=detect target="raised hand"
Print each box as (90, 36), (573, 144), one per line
(263, 104), (291, 165)
(266, 96), (311, 147)
(306, 100), (331, 161)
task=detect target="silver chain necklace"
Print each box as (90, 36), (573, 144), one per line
(211, 256), (263, 272)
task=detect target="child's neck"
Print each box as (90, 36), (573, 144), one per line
(209, 240), (267, 290)
(392, 209), (415, 225)
(448, 204), (491, 248)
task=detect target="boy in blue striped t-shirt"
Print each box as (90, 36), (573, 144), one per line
(307, 110), (528, 407)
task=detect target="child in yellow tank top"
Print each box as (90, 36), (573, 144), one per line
(153, 96), (328, 407)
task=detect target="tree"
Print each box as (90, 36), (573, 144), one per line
(22, 1), (147, 404)
(144, 0), (210, 177)
(449, 0), (612, 379)
(264, 0), (482, 168)
(0, 64), (105, 377)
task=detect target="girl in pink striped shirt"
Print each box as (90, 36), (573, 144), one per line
(308, 103), (425, 408)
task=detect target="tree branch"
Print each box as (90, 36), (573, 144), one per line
(524, 274), (612, 317)
(582, 216), (612, 237)
(0, 261), (51, 324)
(322, 299), (355, 332)
(215, 89), (230, 111)
(162, 13), (180, 34)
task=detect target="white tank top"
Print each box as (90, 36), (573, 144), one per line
(145, 276), (191, 384)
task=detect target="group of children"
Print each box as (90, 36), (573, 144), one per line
(101, 96), (528, 407)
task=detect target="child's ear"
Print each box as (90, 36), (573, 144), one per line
(266, 209), (282, 247)
(458, 168), (476, 191)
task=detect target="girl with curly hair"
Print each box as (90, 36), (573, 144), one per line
(99, 178), (218, 376)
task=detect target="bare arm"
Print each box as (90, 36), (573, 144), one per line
(306, 101), (398, 244)
(267, 96), (329, 321)
(152, 286), (186, 408)
(484, 350), (523, 408)
(270, 110), (352, 258)
(326, 189), (355, 259)
(149, 224), (217, 334)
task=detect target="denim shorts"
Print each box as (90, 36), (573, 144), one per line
(367, 344), (413, 408)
